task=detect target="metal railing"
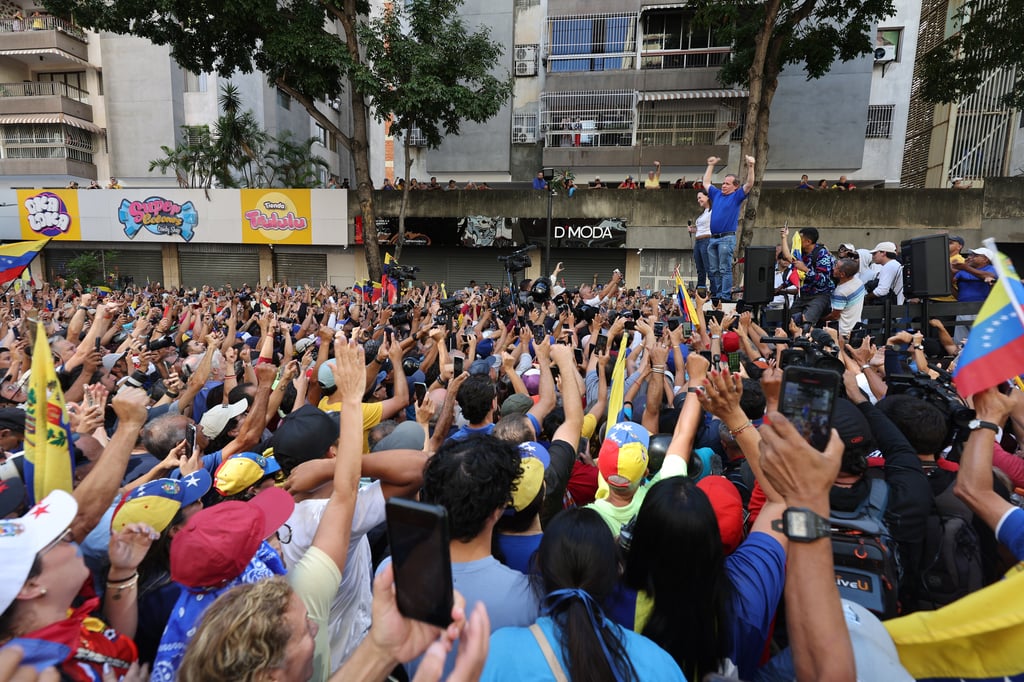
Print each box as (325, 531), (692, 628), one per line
(640, 46), (732, 70)
(4, 145), (94, 164)
(866, 104), (895, 139)
(0, 14), (88, 41)
(0, 81), (89, 103)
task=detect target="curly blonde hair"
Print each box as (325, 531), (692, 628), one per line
(178, 577), (293, 681)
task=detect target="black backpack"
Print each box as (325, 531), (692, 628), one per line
(916, 478), (985, 610)
(830, 478), (902, 620)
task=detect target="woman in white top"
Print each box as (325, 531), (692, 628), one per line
(692, 190), (712, 292)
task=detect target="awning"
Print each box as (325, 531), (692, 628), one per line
(0, 113), (105, 134)
(0, 47), (92, 68)
(641, 89), (749, 101)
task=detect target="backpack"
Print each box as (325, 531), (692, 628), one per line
(830, 478), (902, 620)
(916, 479), (985, 610)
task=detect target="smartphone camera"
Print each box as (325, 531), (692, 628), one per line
(778, 367), (840, 451)
(385, 499), (454, 628)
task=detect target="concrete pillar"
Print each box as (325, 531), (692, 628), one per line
(161, 244), (179, 288)
(259, 246), (273, 284)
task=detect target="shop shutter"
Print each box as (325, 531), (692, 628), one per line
(273, 251), (328, 287)
(43, 246), (163, 288)
(551, 249), (626, 290)
(178, 244), (260, 289)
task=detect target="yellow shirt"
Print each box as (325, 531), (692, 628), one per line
(316, 398), (383, 452)
(932, 253), (965, 302)
(288, 546), (342, 682)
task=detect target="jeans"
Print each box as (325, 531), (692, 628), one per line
(693, 239), (711, 289)
(708, 233), (736, 300)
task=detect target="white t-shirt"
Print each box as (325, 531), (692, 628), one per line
(695, 208), (712, 238)
(282, 481), (386, 673)
(874, 258), (904, 304)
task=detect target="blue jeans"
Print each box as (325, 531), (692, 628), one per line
(693, 238), (710, 289)
(708, 233), (736, 300)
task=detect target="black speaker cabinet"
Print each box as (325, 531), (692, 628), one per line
(743, 246), (777, 304)
(901, 234), (951, 298)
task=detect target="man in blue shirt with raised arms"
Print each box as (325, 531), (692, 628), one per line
(703, 154), (756, 301)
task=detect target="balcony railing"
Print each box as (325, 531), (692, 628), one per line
(640, 46), (732, 70)
(0, 14), (88, 41)
(4, 144), (94, 164)
(0, 81), (89, 103)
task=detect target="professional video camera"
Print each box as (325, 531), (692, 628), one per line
(497, 244), (536, 273)
(389, 264), (420, 281)
(390, 302), (411, 326)
(433, 297), (462, 328)
(760, 332), (844, 374)
(886, 372), (975, 446)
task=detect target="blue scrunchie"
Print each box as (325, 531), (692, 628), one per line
(543, 588), (626, 682)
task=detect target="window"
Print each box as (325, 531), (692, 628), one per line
(876, 28), (902, 61)
(512, 112), (538, 144)
(540, 90), (636, 148)
(546, 13), (637, 72)
(184, 125), (208, 147)
(866, 104), (895, 138)
(0, 124), (94, 163)
(184, 71), (208, 93)
(314, 123), (327, 147)
(36, 72), (88, 102)
(641, 10), (731, 70)
(277, 89), (291, 110)
(637, 105), (741, 146)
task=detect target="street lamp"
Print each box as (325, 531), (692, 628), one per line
(542, 167), (555, 276)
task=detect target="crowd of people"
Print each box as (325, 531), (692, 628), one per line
(0, 255), (1021, 682)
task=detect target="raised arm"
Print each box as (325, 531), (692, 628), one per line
(703, 155), (719, 189)
(954, 386), (1017, 530)
(742, 155), (756, 193)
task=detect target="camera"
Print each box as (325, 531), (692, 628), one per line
(147, 336), (176, 351)
(390, 264), (420, 281)
(497, 244), (536, 273)
(391, 303), (411, 326)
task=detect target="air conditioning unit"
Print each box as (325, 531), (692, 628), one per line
(874, 45), (896, 63)
(514, 44), (537, 77)
(512, 126), (536, 144)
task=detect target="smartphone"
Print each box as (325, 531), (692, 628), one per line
(95, 337), (102, 352)
(385, 498), (454, 628)
(884, 347), (914, 377)
(453, 356), (463, 376)
(682, 321), (694, 337)
(414, 381), (427, 406)
(532, 324), (546, 341)
(573, 347), (583, 364)
(727, 351), (741, 373)
(594, 332), (608, 352)
(653, 321), (665, 337)
(778, 367), (841, 451)
(185, 423), (197, 459)
(697, 286), (708, 298)
(667, 317), (680, 332)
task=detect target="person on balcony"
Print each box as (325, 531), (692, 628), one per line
(644, 161), (662, 189)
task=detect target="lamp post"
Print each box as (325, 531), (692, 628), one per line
(542, 167), (555, 277)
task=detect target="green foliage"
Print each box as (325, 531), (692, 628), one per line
(550, 168), (575, 192)
(694, 0), (895, 86)
(919, 0), (1024, 109)
(355, 0), (512, 148)
(64, 251), (116, 286)
(261, 131), (329, 188)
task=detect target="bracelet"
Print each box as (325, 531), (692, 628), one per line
(861, 364), (871, 370)
(165, 391), (179, 398)
(711, 334), (721, 339)
(106, 572), (138, 584)
(107, 575), (139, 592)
(652, 368), (665, 375)
(728, 420), (754, 436)
(687, 386), (701, 393)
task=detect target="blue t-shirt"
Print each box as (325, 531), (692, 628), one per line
(481, 615), (687, 682)
(706, 185), (747, 235)
(954, 264), (996, 302)
(997, 507), (1024, 561)
(496, 533), (543, 574)
(446, 423), (495, 442)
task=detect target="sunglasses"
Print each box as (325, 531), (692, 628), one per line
(40, 527), (74, 555)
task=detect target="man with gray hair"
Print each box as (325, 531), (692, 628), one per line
(827, 259), (866, 338)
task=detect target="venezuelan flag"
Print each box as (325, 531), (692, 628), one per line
(674, 266), (700, 329)
(23, 320), (74, 505)
(790, 230), (806, 284)
(0, 239), (49, 287)
(953, 241), (1024, 398)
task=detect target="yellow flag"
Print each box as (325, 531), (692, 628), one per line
(24, 320), (73, 505)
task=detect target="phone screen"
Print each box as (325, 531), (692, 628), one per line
(697, 286), (708, 298)
(653, 322), (665, 337)
(414, 381), (427, 406)
(681, 321), (693, 337)
(185, 423), (197, 459)
(532, 324), (546, 341)
(573, 347), (583, 364)
(453, 357), (463, 376)
(727, 351), (741, 373)
(386, 498), (454, 628)
(594, 332), (608, 352)
(778, 367), (840, 451)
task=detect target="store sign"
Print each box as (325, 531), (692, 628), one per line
(241, 190), (313, 245)
(118, 197), (198, 241)
(519, 218), (628, 248)
(18, 189), (81, 240)
(354, 215), (517, 248)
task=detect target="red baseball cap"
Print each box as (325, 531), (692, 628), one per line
(170, 486), (293, 588)
(697, 476), (745, 554)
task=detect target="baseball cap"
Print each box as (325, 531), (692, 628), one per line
(110, 469), (213, 533)
(500, 393), (534, 418)
(697, 475), (745, 554)
(213, 451), (281, 497)
(870, 241), (897, 254)
(509, 456), (545, 513)
(199, 399), (248, 439)
(102, 352), (126, 372)
(371, 421), (425, 453)
(963, 247), (995, 262)
(522, 369), (540, 396)
(0, 490), (77, 613)
(267, 404), (338, 470)
(518, 441), (551, 468)
(948, 235), (965, 247)
(170, 486), (294, 589)
(598, 422), (650, 490)
(839, 243), (856, 251)
(469, 356), (500, 376)
(318, 359), (337, 389)
(0, 407), (26, 432)
(294, 337), (315, 355)
(476, 338), (495, 358)
(722, 331), (741, 354)
(843, 600), (914, 681)
(0, 476), (26, 517)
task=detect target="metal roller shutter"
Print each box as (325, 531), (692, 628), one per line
(390, 247), (521, 292)
(552, 250), (626, 289)
(43, 247), (164, 286)
(178, 244), (260, 289)
(396, 246), (446, 289)
(273, 252), (328, 287)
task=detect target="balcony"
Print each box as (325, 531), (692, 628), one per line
(0, 153), (97, 180)
(0, 15), (90, 65)
(0, 81), (93, 120)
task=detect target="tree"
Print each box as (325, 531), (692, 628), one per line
(919, 0), (1024, 109)
(694, 0), (894, 283)
(44, 0), (509, 281)
(355, 0), (511, 260)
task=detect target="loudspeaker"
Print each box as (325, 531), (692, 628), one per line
(901, 234), (951, 298)
(743, 246), (777, 304)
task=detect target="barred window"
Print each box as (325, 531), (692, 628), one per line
(0, 124), (94, 163)
(540, 90), (636, 148)
(546, 13), (637, 72)
(866, 104), (895, 138)
(512, 112), (538, 144)
(184, 125), (208, 147)
(638, 107), (733, 146)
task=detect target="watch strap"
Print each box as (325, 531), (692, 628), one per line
(971, 420), (1000, 434)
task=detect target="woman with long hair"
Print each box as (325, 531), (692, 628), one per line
(482, 508), (684, 681)
(693, 190), (713, 293)
(622, 369), (789, 681)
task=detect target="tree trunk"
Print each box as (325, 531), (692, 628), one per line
(340, 0), (383, 283)
(395, 126), (414, 262)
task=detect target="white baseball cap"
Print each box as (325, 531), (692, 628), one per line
(963, 247), (995, 262)
(0, 489), (78, 613)
(200, 398), (249, 439)
(870, 241), (897, 254)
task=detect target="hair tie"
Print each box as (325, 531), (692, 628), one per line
(543, 588), (625, 682)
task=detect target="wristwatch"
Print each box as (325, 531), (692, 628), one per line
(968, 419), (999, 434)
(771, 507), (831, 542)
